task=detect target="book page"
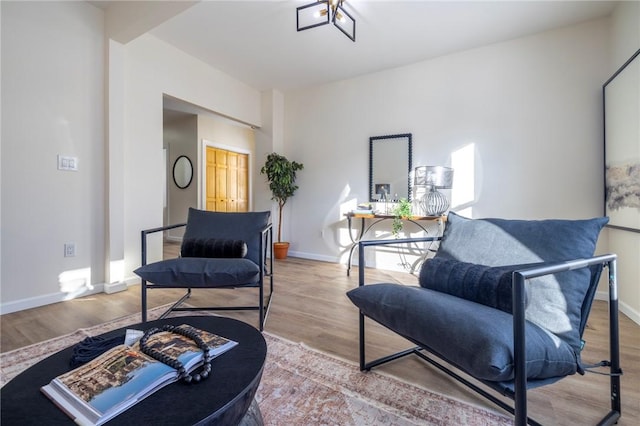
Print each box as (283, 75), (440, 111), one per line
(43, 325), (237, 424)
(130, 324), (237, 372)
(54, 345), (174, 420)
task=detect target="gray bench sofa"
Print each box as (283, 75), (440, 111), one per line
(347, 212), (622, 425)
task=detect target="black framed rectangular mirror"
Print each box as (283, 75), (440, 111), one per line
(369, 133), (412, 203)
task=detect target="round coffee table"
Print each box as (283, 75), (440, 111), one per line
(1, 316), (266, 425)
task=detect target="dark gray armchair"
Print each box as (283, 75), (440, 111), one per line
(347, 212), (622, 425)
(135, 208), (273, 331)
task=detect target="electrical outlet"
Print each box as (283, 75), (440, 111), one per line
(64, 243), (76, 257)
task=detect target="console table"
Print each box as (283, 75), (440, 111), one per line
(344, 212), (445, 276)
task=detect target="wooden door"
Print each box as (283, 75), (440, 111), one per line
(236, 154), (248, 211)
(206, 147), (248, 212)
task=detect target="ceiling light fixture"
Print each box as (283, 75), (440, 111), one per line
(296, 0), (356, 42)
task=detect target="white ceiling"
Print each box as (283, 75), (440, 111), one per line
(147, 0), (617, 92)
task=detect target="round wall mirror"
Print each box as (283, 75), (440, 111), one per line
(173, 155), (193, 189)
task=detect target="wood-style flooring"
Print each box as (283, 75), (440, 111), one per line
(1, 245), (638, 425)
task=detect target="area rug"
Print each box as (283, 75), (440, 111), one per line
(1, 308), (511, 425)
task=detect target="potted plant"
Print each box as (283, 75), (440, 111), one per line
(260, 153), (304, 259)
(392, 198), (412, 237)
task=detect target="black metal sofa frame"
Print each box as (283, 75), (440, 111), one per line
(353, 236), (622, 426)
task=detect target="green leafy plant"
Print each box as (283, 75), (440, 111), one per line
(260, 153), (304, 243)
(392, 198), (412, 237)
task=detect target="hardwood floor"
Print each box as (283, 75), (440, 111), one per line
(1, 250), (638, 425)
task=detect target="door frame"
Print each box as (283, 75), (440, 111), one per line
(200, 139), (252, 211)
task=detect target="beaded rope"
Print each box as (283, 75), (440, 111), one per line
(139, 325), (212, 384)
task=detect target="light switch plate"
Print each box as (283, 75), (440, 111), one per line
(58, 155), (78, 171)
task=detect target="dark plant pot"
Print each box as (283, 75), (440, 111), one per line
(273, 242), (290, 259)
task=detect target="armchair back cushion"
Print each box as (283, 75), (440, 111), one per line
(429, 212), (608, 352)
(182, 208), (270, 265)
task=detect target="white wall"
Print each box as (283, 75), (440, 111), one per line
(284, 13), (640, 323)
(164, 113), (198, 237)
(0, 5), (263, 312)
(285, 18), (610, 265)
(254, 90), (285, 218)
(1, 1), (105, 311)
(116, 34), (262, 278)
(606, 1), (640, 323)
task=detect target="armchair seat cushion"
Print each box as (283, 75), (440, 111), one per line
(347, 283), (579, 382)
(135, 257), (260, 288)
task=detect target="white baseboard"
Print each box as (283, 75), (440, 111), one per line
(286, 250), (339, 263)
(0, 283), (106, 315)
(595, 291), (640, 325)
(104, 281), (127, 294)
(123, 276), (141, 286)
(0, 279), (142, 315)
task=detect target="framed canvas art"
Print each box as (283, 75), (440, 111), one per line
(604, 48), (640, 233)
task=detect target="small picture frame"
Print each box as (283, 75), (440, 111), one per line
(375, 183), (391, 199)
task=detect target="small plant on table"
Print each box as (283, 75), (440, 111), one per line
(392, 199), (412, 237)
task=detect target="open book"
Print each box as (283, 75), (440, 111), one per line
(41, 324), (237, 426)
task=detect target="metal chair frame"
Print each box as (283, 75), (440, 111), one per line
(140, 221), (274, 331)
(357, 237), (622, 425)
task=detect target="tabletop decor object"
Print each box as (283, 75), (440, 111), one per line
(414, 166), (454, 216)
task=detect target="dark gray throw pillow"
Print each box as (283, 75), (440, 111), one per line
(419, 257), (538, 314)
(181, 238), (248, 259)
(433, 212), (608, 352)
